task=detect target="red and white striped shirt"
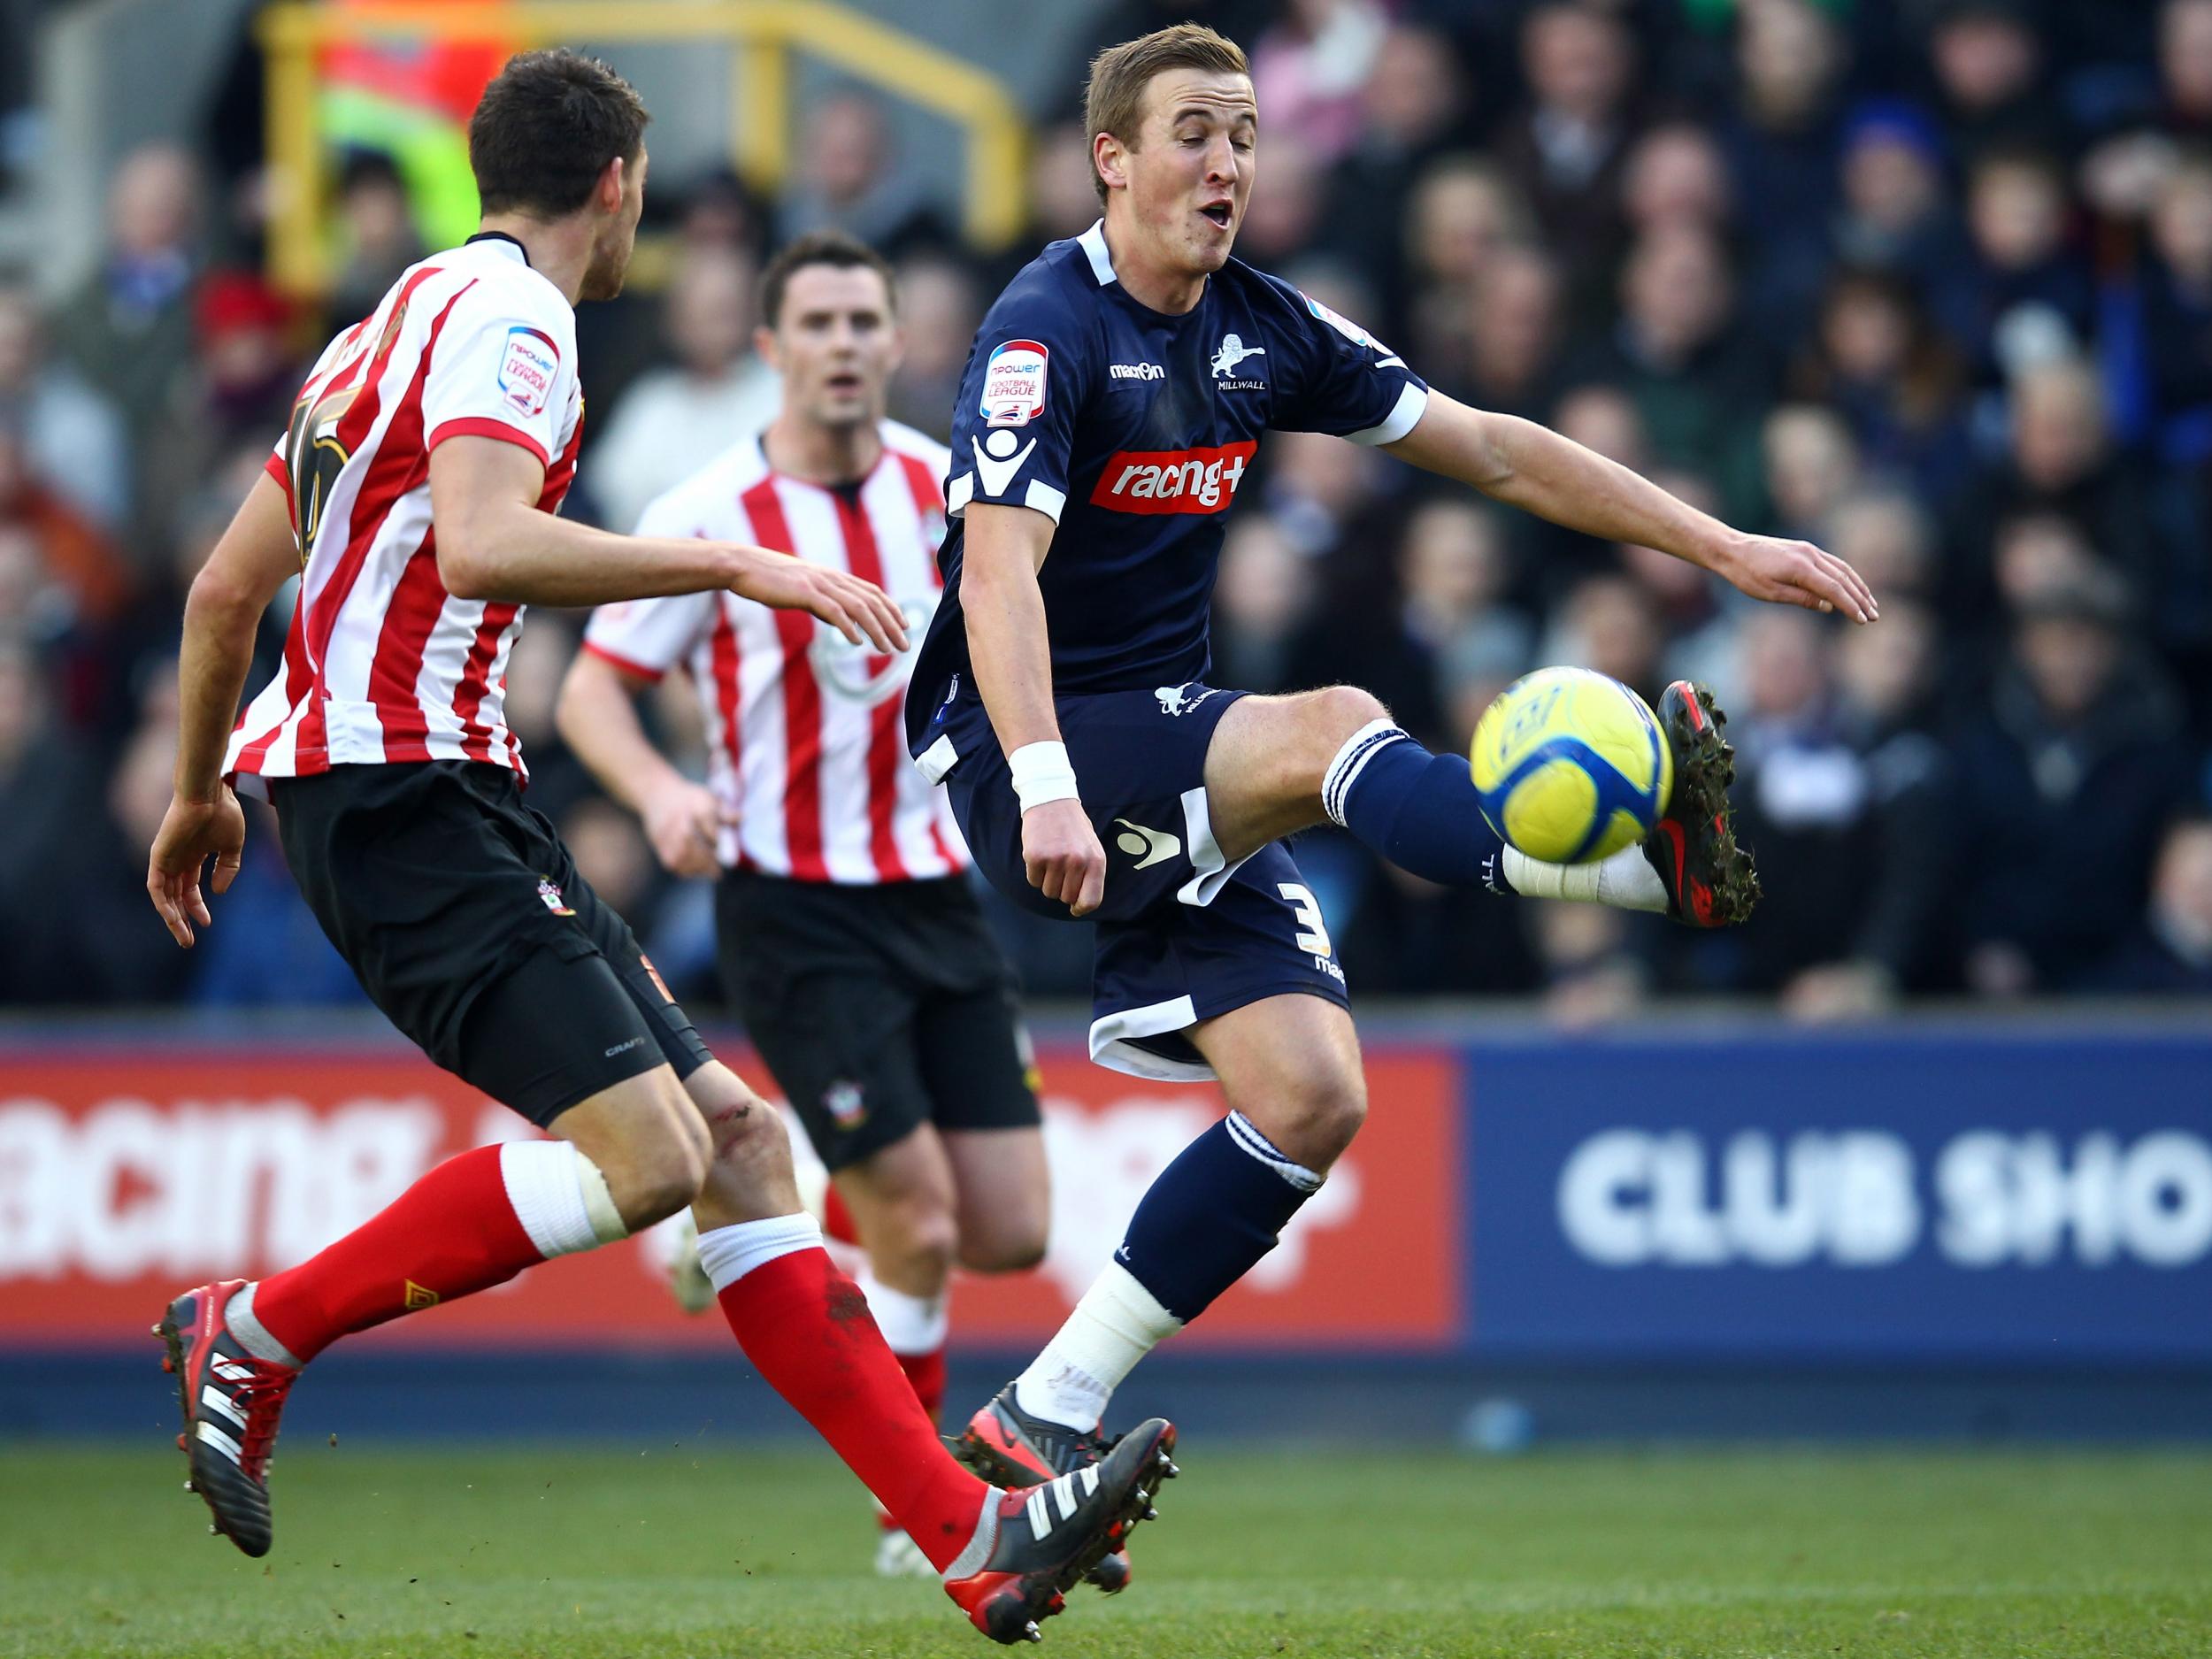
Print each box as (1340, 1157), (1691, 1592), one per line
(225, 236), (584, 795)
(581, 423), (968, 885)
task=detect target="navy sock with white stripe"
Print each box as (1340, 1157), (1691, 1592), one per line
(1013, 1110), (1322, 1429)
(1322, 718), (1509, 891)
(1117, 1111), (1321, 1322)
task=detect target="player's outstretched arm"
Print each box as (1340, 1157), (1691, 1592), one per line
(556, 649), (730, 879)
(429, 436), (909, 649)
(1384, 391), (1878, 624)
(149, 471), (298, 947)
(963, 502), (1105, 918)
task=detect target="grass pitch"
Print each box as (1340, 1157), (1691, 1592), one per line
(3, 1440), (2206, 1657)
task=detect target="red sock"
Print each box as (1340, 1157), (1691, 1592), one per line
(718, 1248), (987, 1571)
(821, 1184), (859, 1247)
(896, 1345), (949, 1425)
(251, 1145), (545, 1363)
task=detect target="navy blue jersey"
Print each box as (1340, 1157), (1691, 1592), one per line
(906, 220), (1428, 766)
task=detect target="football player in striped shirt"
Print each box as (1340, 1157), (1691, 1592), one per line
(142, 51), (1170, 1644)
(558, 232), (1077, 1583)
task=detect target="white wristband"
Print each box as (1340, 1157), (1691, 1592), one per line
(1009, 741), (1079, 813)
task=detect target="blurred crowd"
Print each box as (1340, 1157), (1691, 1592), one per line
(4, 0), (2211, 1020)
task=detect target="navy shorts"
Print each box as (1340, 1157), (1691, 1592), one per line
(931, 682), (1349, 1080)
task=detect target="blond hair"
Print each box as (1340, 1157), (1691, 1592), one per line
(1083, 24), (1249, 204)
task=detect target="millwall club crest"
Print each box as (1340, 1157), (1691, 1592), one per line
(1156, 683), (1220, 718)
(1210, 332), (1268, 390)
(823, 1079), (867, 1129)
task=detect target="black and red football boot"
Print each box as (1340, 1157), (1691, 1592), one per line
(941, 1417), (1176, 1643)
(155, 1279), (297, 1558)
(1642, 680), (1762, 928)
(954, 1384), (1138, 1593)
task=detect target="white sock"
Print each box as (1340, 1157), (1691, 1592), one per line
(695, 1212), (822, 1292)
(1502, 844), (1666, 912)
(227, 1282), (302, 1369)
(501, 1141), (630, 1257)
(1013, 1262), (1182, 1430)
(857, 1270), (949, 1355)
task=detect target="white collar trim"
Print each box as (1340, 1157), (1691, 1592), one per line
(1076, 219), (1116, 287)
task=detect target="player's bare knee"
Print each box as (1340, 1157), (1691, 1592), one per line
(958, 1217), (1048, 1275)
(603, 1137), (707, 1231)
(875, 1200), (959, 1289)
(1234, 1069), (1367, 1171)
(1306, 684), (1390, 748)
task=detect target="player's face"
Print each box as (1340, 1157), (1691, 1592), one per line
(763, 264), (900, 432)
(580, 146), (649, 302)
(1125, 69), (1256, 278)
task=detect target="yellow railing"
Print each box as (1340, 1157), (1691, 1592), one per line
(256, 1), (1029, 296)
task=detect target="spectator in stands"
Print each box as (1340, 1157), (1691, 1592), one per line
(0, 409), (133, 649)
(1317, 24), (1475, 322)
(1441, 244), (1564, 421)
(0, 281), (128, 532)
(1953, 356), (2160, 634)
(1824, 486), (1940, 606)
(1401, 157), (1531, 361)
(1793, 267), (1974, 508)
(1622, 121), (1734, 242)
(1923, 0), (2070, 161)
(1248, 0), (1389, 168)
(1571, 224), (1770, 524)
(1233, 127), (1328, 268)
(587, 246), (779, 534)
(1542, 572), (1666, 710)
(140, 272), (299, 572)
(1763, 404), (1863, 542)
(2093, 816), (2212, 992)
(1951, 575), (2192, 994)
(1789, 598), (1957, 1012)
(1494, 2), (1643, 319)
(1961, 148), (2095, 383)
(2159, 0), (2212, 140)
(1722, 0), (1849, 313)
(49, 143), (204, 446)
(2125, 153), (2212, 465)
(327, 150), (427, 327)
(885, 255), (979, 440)
(776, 89), (942, 255)
(0, 641), (107, 1004)
(1397, 498), (1534, 743)
(1210, 514), (1319, 695)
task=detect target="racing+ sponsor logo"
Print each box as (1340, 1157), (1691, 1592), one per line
(1088, 441), (1256, 515)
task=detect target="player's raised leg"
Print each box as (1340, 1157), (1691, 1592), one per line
(1202, 678), (1758, 926)
(680, 1062), (1172, 1640)
(159, 1047), (710, 1558)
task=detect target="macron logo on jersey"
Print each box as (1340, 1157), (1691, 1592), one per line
(498, 326), (557, 419)
(1110, 362), (1164, 380)
(981, 339), (1049, 426)
(1088, 441), (1256, 515)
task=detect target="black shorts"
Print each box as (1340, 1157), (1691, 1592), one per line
(716, 870), (1040, 1172)
(273, 761), (710, 1126)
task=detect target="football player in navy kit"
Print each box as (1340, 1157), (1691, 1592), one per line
(907, 25), (1879, 1499)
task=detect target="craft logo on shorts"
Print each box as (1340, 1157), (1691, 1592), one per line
(536, 879), (574, 917)
(499, 326), (558, 419)
(1088, 441), (1257, 515)
(823, 1079), (867, 1130)
(980, 339), (1048, 427)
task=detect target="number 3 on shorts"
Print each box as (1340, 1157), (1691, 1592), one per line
(1278, 882), (1333, 958)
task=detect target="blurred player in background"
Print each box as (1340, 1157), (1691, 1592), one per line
(557, 232), (1090, 1584)
(907, 25), (1875, 1495)
(142, 50), (1171, 1645)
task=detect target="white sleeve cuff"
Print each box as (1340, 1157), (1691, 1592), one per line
(1345, 382), (1429, 446)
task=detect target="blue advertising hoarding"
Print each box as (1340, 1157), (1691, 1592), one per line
(1461, 1027), (2212, 1360)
